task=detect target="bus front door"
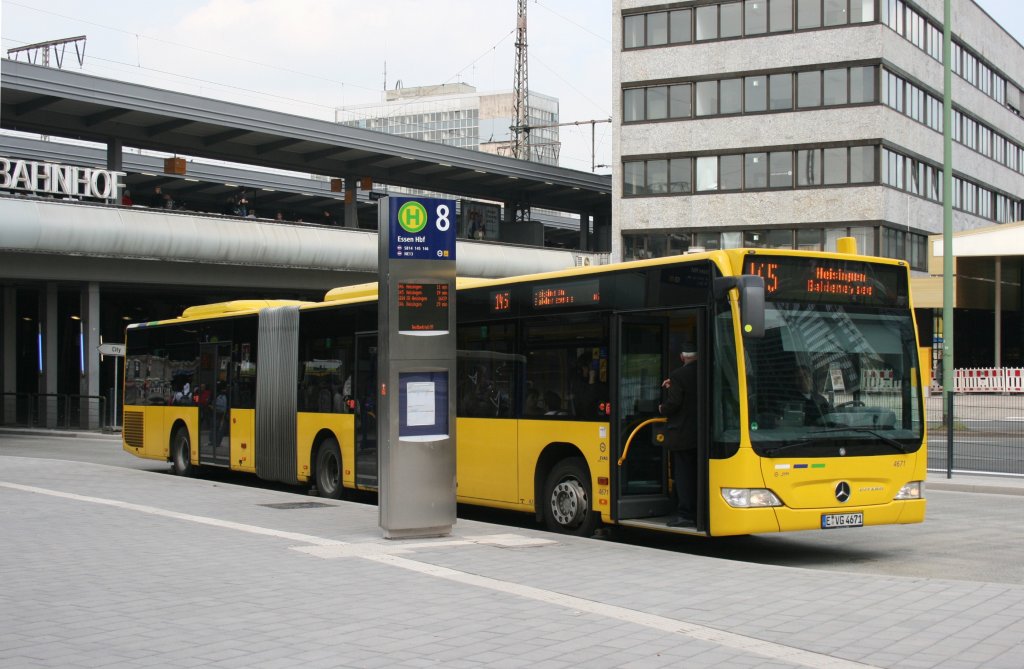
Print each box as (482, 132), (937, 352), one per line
(354, 333), (378, 488)
(615, 319), (672, 521)
(614, 310), (703, 529)
(198, 342), (232, 466)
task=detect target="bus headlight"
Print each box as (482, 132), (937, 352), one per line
(894, 481), (924, 500)
(721, 488), (782, 508)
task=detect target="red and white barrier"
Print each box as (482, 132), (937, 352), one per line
(951, 367), (1024, 392)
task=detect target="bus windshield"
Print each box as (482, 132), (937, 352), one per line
(743, 301), (923, 456)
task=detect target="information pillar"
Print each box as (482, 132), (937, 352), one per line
(378, 196), (457, 539)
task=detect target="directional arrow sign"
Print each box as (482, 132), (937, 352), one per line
(97, 343), (125, 357)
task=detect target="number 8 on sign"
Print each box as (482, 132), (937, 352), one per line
(436, 204), (450, 231)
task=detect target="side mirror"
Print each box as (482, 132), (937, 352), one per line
(714, 275), (765, 338)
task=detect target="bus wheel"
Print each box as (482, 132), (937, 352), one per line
(315, 438), (343, 500)
(170, 427), (193, 477)
(543, 457), (597, 536)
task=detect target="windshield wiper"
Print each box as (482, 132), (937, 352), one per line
(763, 439), (816, 456)
(808, 427), (910, 453)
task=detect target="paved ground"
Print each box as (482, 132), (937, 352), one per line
(2, 431), (1024, 668)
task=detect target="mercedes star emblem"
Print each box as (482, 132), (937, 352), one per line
(835, 481), (851, 503)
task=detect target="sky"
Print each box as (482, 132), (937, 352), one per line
(1, 1), (1022, 175)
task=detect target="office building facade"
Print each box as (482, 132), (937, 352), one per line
(337, 83), (561, 166)
(612, 0), (1024, 267)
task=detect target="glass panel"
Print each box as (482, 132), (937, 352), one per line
(849, 146), (875, 183)
(823, 147), (848, 184)
(670, 84), (692, 118)
(647, 159), (669, 194)
(823, 68), (848, 105)
(696, 81), (718, 116)
(797, 0), (821, 29)
(624, 15), (645, 48)
(769, 73), (793, 110)
(746, 0), (768, 34)
(721, 154), (743, 190)
(720, 2), (742, 38)
(848, 226), (874, 254)
(623, 88), (644, 122)
(670, 9), (692, 43)
(720, 78), (742, 114)
(769, 151), (793, 187)
(823, 0), (847, 26)
(647, 86), (668, 120)
(696, 5), (719, 40)
(624, 162), (645, 195)
(765, 229), (794, 248)
(745, 76), (767, 112)
(797, 228), (822, 250)
(849, 66), (875, 103)
(770, 0), (794, 31)
(669, 158), (692, 193)
(722, 231), (743, 248)
(851, 0), (874, 22)
(647, 12), (668, 46)
(694, 232), (722, 249)
(825, 227), (846, 252)
(696, 156), (719, 191)
(745, 152), (768, 189)
(744, 230), (768, 247)
(797, 70), (821, 107)
(797, 148), (822, 186)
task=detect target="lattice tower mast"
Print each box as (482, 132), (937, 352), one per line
(511, 0), (529, 161)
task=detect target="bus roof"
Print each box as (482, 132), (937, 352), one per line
(179, 299), (310, 319)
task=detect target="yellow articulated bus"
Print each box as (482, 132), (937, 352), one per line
(122, 245), (926, 537)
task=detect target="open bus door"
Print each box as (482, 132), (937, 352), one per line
(613, 310), (706, 534)
(198, 341), (232, 466)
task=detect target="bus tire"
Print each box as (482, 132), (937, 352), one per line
(315, 438), (343, 500)
(170, 427), (193, 477)
(543, 457), (597, 536)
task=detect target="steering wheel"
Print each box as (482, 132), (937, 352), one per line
(835, 400), (866, 409)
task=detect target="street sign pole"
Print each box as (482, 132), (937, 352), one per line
(378, 196), (457, 539)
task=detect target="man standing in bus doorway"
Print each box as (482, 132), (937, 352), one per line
(659, 343), (698, 528)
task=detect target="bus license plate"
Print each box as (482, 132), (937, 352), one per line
(821, 512), (863, 529)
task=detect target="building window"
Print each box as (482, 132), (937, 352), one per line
(623, 15), (644, 48)
(647, 159), (669, 194)
(850, 66), (875, 103)
(745, 76), (767, 112)
(696, 156), (718, 191)
(624, 161), (644, 195)
(823, 0), (847, 26)
(797, 228), (822, 250)
(721, 154), (743, 190)
(797, 149), (822, 186)
(769, 73), (793, 110)
(770, 151), (793, 187)
(670, 158), (692, 193)
(696, 5), (719, 40)
(720, 79), (742, 114)
(623, 89), (644, 122)
(770, 0), (793, 32)
(720, 2), (743, 38)
(647, 12), (668, 45)
(796, 0), (821, 30)
(696, 81), (718, 116)
(823, 147), (848, 184)
(647, 86), (668, 120)
(745, 152), (768, 189)
(670, 9), (692, 43)
(670, 84), (692, 118)
(797, 71), (821, 108)
(745, 0), (767, 35)
(849, 146), (875, 183)
(823, 68), (848, 105)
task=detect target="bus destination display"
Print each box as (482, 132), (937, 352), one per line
(398, 282), (449, 334)
(490, 289), (511, 314)
(532, 279), (600, 309)
(744, 257), (904, 306)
